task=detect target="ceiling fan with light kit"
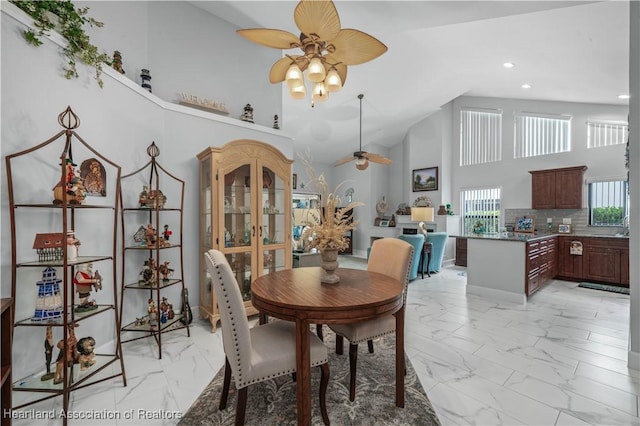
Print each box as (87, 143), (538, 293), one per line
(236, 0), (387, 103)
(334, 94), (392, 170)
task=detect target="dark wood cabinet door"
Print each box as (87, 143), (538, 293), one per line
(531, 170), (556, 209)
(555, 168), (585, 209)
(584, 246), (621, 283)
(455, 237), (467, 267)
(621, 248), (629, 285)
(557, 237), (583, 279)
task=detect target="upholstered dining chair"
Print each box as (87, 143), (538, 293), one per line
(204, 249), (330, 425)
(328, 238), (414, 402)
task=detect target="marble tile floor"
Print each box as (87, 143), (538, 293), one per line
(9, 259), (637, 425)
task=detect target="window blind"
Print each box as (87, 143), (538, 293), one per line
(514, 112), (571, 158)
(460, 187), (501, 234)
(460, 108), (502, 166)
(587, 121), (628, 148)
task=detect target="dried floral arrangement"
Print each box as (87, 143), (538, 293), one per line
(300, 156), (363, 251)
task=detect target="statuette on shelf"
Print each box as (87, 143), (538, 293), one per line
(66, 230), (80, 261)
(73, 262), (102, 312)
(240, 104), (254, 123)
(53, 158), (87, 204)
(77, 336), (96, 371)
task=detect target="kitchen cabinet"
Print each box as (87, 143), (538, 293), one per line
(526, 236), (557, 295)
(530, 165), (587, 209)
(556, 236), (629, 286)
(197, 140), (293, 331)
(583, 238), (628, 285)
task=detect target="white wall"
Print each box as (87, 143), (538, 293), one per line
(1, 4), (293, 378)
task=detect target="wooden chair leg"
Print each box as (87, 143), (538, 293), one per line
(316, 324), (324, 341)
(336, 334), (344, 355)
(349, 343), (358, 402)
(367, 339), (374, 354)
(219, 358), (231, 410)
(235, 386), (248, 426)
(319, 362), (330, 425)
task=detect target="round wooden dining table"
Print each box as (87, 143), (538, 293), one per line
(251, 266), (405, 426)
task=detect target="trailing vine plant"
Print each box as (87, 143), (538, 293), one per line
(10, 0), (111, 87)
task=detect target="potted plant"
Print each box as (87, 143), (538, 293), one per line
(10, 0), (111, 87)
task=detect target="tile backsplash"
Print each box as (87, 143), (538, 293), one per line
(504, 208), (625, 236)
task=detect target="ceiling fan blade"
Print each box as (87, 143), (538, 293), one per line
(269, 55), (305, 83)
(324, 54), (347, 85)
(330, 29), (388, 65)
(362, 152), (392, 165)
(237, 28), (301, 49)
(294, 0), (341, 41)
(334, 155), (356, 166)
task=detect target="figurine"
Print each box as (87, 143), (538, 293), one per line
(140, 257), (158, 286)
(140, 68), (152, 92)
(167, 304), (175, 320)
(162, 224), (172, 242)
(139, 185), (149, 206)
(112, 51), (125, 74)
(41, 326), (55, 381)
(53, 158), (87, 204)
(145, 223), (157, 247)
(76, 336), (96, 371)
(73, 263), (102, 312)
(273, 114), (280, 129)
(66, 230), (80, 261)
(53, 323), (79, 385)
(240, 104), (254, 123)
(148, 298), (158, 330)
(158, 261), (173, 281)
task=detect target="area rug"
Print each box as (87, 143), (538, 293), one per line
(579, 282), (630, 295)
(179, 331), (441, 425)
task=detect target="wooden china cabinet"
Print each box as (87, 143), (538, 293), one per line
(197, 140), (293, 331)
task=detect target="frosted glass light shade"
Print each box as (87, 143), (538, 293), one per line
(312, 82), (328, 102)
(285, 63), (303, 89)
(325, 68), (342, 92)
(289, 82), (306, 100)
(355, 157), (369, 170)
(307, 57), (326, 83)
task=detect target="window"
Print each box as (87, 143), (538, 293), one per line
(588, 180), (628, 226)
(587, 121), (628, 148)
(514, 112), (571, 158)
(460, 108), (502, 166)
(461, 187), (501, 234)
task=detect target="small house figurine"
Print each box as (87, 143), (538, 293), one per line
(33, 233), (65, 262)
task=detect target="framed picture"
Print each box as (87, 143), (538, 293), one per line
(515, 216), (535, 233)
(558, 224), (571, 233)
(412, 167), (438, 192)
(292, 173), (297, 190)
(379, 219), (390, 227)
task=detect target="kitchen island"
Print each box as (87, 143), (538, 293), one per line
(461, 232), (629, 304)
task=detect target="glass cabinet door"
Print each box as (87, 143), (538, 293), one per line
(259, 165), (288, 274)
(199, 156), (213, 311)
(223, 164), (252, 249)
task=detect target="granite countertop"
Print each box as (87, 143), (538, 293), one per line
(455, 232), (629, 242)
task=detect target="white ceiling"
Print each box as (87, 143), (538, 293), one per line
(192, 1), (630, 164)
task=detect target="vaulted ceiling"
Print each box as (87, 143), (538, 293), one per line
(193, 1), (629, 164)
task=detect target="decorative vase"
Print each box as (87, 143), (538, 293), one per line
(320, 248), (340, 284)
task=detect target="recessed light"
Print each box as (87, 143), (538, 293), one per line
(503, 62), (515, 68)
(521, 83), (531, 89)
(618, 94), (630, 99)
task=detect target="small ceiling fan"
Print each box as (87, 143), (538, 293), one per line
(334, 94), (392, 170)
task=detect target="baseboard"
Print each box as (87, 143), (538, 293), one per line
(466, 284), (527, 304)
